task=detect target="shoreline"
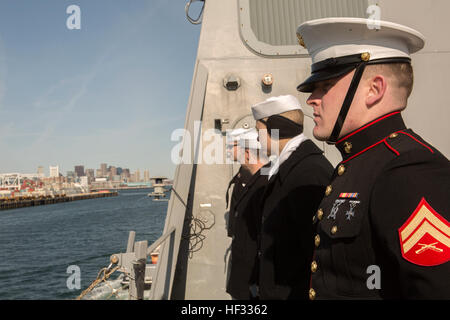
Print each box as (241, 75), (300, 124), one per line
(0, 191), (119, 211)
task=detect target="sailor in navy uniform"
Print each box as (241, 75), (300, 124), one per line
(296, 18), (450, 299)
(252, 95), (333, 299)
(226, 128), (270, 300)
(225, 128), (254, 238)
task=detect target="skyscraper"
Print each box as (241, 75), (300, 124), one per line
(135, 169), (141, 182)
(66, 171), (76, 182)
(49, 166), (59, 178)
(144, 170), (150, 182)
(85, 169), (95, 178)
(74, 165), (85, 177)
(100, 163), (107, 177)
(122, 169), (130, 178)
(86, 169), (95, 184)
(37, 166), (44, 176)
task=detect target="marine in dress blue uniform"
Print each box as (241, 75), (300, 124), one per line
(296, 18), (450, 299)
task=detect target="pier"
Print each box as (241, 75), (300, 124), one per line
(0, 191), (118, 211)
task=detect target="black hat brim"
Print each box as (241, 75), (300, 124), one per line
(296, 64), (356, 93)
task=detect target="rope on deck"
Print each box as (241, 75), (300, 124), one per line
(75, 264), (121, 300)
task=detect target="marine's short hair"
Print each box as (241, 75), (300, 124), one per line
(364, 63), (414, 99)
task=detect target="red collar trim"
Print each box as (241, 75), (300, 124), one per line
(336, 111), (401, 145)
(341, 139), (384, 164)
(340, 129), (435, 164)
(399, 131), (434, 154)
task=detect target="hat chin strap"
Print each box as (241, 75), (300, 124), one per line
(327, 62), (368, 144)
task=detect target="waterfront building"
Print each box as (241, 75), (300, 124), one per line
(144, 170), (150, 182)
(135, 169), (141, 183)
(85, 169), (95, 184)
(80, 176), (89, 187)
(37, 166), (44, 177)
(74, 165), (85, 177)
(122, 168), (130, 178)
(85, 169), (95, 178)
(49, 166), (59, 178)
(100, 163), (107, 177)
(66, 171), (76, 183)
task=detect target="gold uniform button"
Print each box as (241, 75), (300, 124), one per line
(325, 185), (332, 196)
(311, 261), (318, 273)
(389, 132), (398, 139)
(344, 141), (352, 154)
(337, 164), (346, 176)
(317, 208), (324, 220)
(331, 225), (338, 235)
(314, 234), (321, 247)
(309, 288), (316, 300)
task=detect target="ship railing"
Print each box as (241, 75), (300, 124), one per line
(109, 226), (176, 300)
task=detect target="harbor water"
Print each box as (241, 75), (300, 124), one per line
(0, 188), (167, 300)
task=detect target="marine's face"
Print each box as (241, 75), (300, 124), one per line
(306, 71), (354, 141)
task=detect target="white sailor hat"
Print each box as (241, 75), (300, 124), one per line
(226, 128), (261, 150)
(240, 128), (261, 150)
(251, 95), (302, 120)
(296, 17), (425, 93)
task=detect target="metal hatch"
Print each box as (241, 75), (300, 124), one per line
(239, 0), (370, 56)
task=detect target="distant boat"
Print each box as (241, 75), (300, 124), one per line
(148, 177), (169, 201)
(147, 192), (168, 201)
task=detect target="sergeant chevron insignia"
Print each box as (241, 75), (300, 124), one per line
(398, 198), (450, 266)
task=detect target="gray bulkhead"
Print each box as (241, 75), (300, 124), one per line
(149, 0), (450, 300)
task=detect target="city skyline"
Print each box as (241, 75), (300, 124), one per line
(16, 163), (155, 179)
(0, 1), (201, 178)
(0, 162), (160, 179)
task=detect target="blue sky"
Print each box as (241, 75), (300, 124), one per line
(0, 0), (201, 178)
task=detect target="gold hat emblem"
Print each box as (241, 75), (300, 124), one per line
(361, 52), (371, 62)
(297, 33), (306, 48)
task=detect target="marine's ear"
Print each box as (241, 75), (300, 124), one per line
(365, 74), (387, 108)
